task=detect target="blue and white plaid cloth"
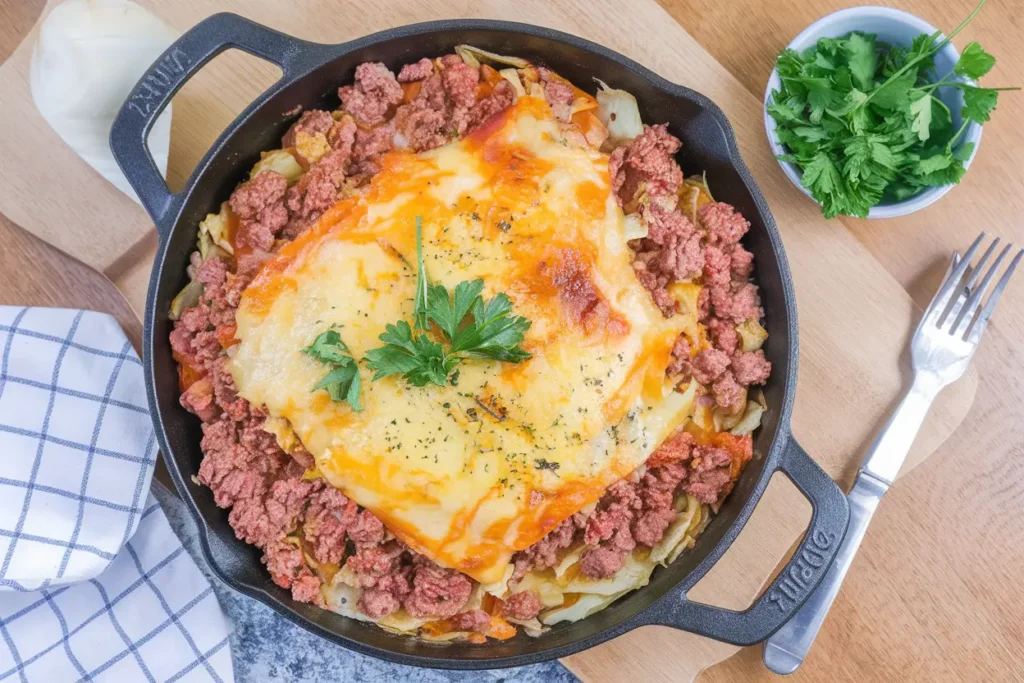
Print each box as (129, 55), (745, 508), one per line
(0, 307), (233, 682)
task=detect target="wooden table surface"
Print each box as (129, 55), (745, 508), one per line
(2, 1), (1021, 681)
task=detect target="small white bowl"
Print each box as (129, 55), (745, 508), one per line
(764, 6), (983, 219)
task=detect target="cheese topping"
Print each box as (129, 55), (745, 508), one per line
(230, 95), (694, 584)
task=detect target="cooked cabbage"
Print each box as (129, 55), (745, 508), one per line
(499, 68), (526, 98)
(730, 399), (766, 436)
(540, 591), (629, 625)
(737, 319), (768, 351)
(594, 78), (643, 148)
(250, 149), (304, 185)
(649, 494), (700, 564)
(455, 45), (529, 69)
(198, 203), (234, 255)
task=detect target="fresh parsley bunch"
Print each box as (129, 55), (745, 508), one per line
(363, 217), (532, 387)
(768, 0), (1017, 218)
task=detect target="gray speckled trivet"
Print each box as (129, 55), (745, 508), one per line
(152, 482), (579, 683)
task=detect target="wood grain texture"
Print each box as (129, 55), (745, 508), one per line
(0, 0), (1010, 680)
(650, 0), (1024, 681)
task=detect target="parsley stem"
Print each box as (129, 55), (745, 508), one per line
(946, 119), (971, 151)
(859, 0), (986, 109)
(414, 215), (430, 331)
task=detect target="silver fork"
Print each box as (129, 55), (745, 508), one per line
(763, 233), (1022, 675)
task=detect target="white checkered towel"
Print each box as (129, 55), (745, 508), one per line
(0, 306), (233, 682)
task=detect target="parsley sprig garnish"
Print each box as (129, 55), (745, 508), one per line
(363, 217), (532, 387)
(767, 0), (1018, 218)
(302, 329), (362, 411)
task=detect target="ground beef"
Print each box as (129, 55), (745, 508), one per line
(583, 480), (640, 550)
(345, 543), (406, 588)
(449, 610), (491, 632)
(684, 446), (733, 503)
(631, 266), (677, 317)
(712, 371), (745, 412)
(609, 124), (683, 206)
(229, 477), (311, 547)
(699, 202), (750, 246)
(263, 540), (323, 605)
(347, 509), (386, 548)
(731, 350), (771, 385)
(282, 110), (334, 148)
(707, 317), (739, 356)
(327, 115), (358, 155)
(539, 69), (574, 122)
(359, 588), (402, 619)
(228, 171), (289, 251)
(579, 547), (626, 579)
(417, 73), (447, 111)
(702, 245), (732, 287)
(303, 484), (358, 565)
(632, 203), (704, 286)
(398, 57), (434, 82)
(731, 245), (754, 278)
(711, 282), (763, 322)
(466, 79), (515, 131)
(647, 428), (695, 468)
(441, 60), (479, 110)
(338, 62), (403, 125)
(503, 590), (543, 621)
(632, 507), (678, 547)
(180, 377), (217, 421)
(513, 514), (581, 579)
(393, 104), (447, 152)
(197, 419), (262, 508)
(285, 148), (348, 221)
(690, 348), (731, 384)
(666, 335), (691, 377)
(403, 562), (473, 619)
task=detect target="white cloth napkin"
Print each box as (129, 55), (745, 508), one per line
(0, 306), (233, 682)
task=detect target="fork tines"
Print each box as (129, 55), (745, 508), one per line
(931, 232), (1022, 343)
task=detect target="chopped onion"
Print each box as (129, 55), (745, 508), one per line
(30, 0), (178, 205)
(455, 44), (530, 69)
(594, 78), (644, 148)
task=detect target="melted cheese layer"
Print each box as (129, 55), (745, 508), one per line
(230, 96), (692, 583)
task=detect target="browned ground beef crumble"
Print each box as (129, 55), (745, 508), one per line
(172, 54), (770, 627)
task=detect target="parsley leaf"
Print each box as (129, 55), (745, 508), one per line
(302, 329), (362, 411)
(955, 42), (996, 79)
(962, 85), (999, 123)
(363, 219), (532, 387)
(909, 93), (933, 141)
(845, 32), (878, 91)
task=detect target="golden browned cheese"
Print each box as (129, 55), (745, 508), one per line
(229, 95), (696, 584)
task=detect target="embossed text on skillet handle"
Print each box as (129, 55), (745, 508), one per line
(762, 471), (886, 675)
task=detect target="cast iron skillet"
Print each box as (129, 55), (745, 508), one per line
(110, 13), (850, 669)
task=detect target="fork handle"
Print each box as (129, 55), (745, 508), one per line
(762, 471), (884, 674)
(762, 375), (940, 674)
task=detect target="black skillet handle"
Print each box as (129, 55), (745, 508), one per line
(109, 13), (315, 236)
(644, 436), (850, 645)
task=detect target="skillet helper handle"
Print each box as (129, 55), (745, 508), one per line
(109, 13), (309, 233)
(650, 437), (849, 646)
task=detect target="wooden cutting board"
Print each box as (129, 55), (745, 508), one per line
(0, 1), (978, 680)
